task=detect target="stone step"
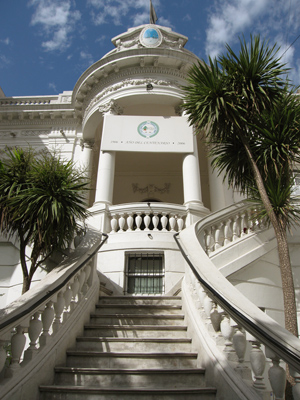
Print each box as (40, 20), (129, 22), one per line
(89, 313), (185, 325)
(65, 351), (198, 369)
(39, 386), (217, 400)
(98, 296), (182, 306)
(53, 367), (206, 388)
(75, 337), (192, 352)
(95, 304), (182, 315)
(83, 324), (188, 338)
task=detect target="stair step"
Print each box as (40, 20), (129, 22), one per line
(89, 313), (185, 325)
(53, 367), (206, 387)
(95, 304), (182, 315)
(75, 337), (192, 352)
(40, 385), (217, 400)
(98, 296), (182, 306)
(83, 324), (188, 338)
(66, 351), (198, 368)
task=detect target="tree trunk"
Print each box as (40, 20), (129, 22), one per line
(240, 134), (298, 336)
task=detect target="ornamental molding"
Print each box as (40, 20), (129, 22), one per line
(112, 25), (187, 52)
(132, 183), (171, 195)
(82, 73), (183, 122)
(0, 117), (79, 128)
(98, 100), (124, 116)
(78, 65), (186, 115)
(80, 139), (95, 150)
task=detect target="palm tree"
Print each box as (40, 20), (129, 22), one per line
(0, 148), (90, 293)
(183, 36), (300, 339)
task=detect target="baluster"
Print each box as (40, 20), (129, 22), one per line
(249, 339), (266, 391)
(290, 367), (300, 400)
(119, 214), (126, 232)
(71, 276), (80, 306)
(40, 301), (55, 347)
(24, 312), (43, 362)
(232, 215), (240, 241)
(224, 219), (232, 245)
(214, 223), (223, 251)
(127, 214), (134, 231)
(53, 292), (65, 334)
(177, 215), (184, 231)
(220, 315), (236, 360)
(161, 213), (168, 231)
(232, 326), (251, 379)
(0, 340), (8, 374)
(240, 213), (247, 236)
(63, 285), (73, 321)
(86, 263), (93, 287)
(7, 326), (26, 373)
(203, 295), (214, 321)
(210, 302), (222, 334)
(144, 213), (151, 231)
(169, 215), (176, 232)
(78, 269), (86, 300)
(110, 214), (118, 233)
(82, 264), (91, 294)
(152, 213), (159, 231)
(247, 210), (254, 233)
(265, 348), (286, 400)
(135, 213), (142, 231)
(204, 229), (212, 255)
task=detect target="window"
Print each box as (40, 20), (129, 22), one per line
(125, 253), (164, 294)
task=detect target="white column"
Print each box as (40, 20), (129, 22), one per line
(182, 135), (203, 208)
(94, 150), (115, 205)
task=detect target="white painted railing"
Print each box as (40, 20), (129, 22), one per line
(109, 203), (186, 233)
(175, 203), (300, 400)
(0, 228), (107, 400)
(199, 203), (266, 255)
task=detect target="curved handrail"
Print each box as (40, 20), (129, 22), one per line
(0, 230), (108, 332)
(174, 205), (300, 373)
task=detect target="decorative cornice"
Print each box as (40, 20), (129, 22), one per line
(82, 72), (183, 123)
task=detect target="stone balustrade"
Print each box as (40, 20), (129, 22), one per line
(109, 203), (186, 233)
(200, 204), (266, 255)
(0, 229), (106, 399)
(177, 202), (300, 400)
(184, 266), (296, 399)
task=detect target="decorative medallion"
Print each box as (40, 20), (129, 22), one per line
(137, 121), (159, 138)
(140, 26), (162, 48)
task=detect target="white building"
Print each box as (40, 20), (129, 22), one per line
(0, 20), (300, 400)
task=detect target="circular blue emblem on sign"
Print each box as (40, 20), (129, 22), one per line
(138, 121), (159, 138)
(140, 26), (162, 48)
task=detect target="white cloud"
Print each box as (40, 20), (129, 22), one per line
(0, 55), (11, 68)
(87, 0), (161, 27)
(49, 82), (57, 92)
(29, 0), (81, 52)
(80, 50), (95, 66)
(205, 0), (270, 58)
(0, 38), (10, 45)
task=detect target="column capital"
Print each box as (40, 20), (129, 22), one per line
(80, 139), (95, 151)
(98, 100), (124, 116)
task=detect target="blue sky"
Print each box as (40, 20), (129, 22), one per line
(1, 0), (300, 97)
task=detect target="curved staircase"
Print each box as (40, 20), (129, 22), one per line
(39, 296), (217, 399)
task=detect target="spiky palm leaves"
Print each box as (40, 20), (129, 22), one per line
(0, 148), (90, 293)
(183, 35), (300, 339)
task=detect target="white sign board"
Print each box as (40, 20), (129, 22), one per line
(101, 115), (194, 153)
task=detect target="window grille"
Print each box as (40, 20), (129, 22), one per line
(125, 253), (164, 294)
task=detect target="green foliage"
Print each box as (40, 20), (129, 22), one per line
(0, 148), (90, 292)
(183, 35), (300, 228)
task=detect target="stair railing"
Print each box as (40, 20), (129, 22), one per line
(0, 228), (108, 399)
(174, 202), (300, 400)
